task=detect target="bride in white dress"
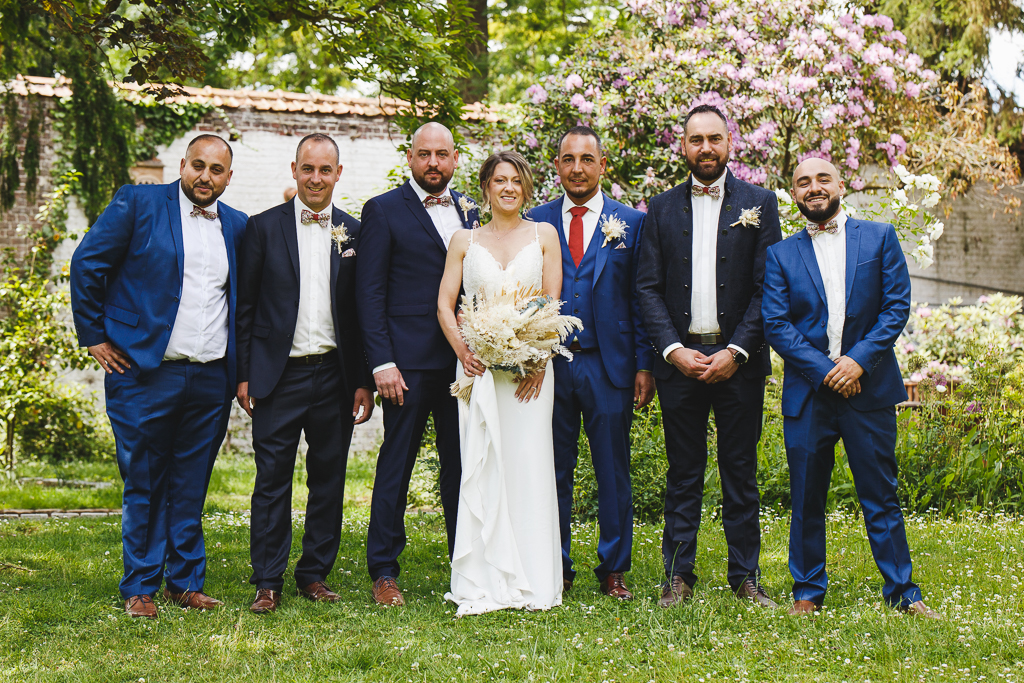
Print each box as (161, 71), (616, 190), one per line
(437, 151), (564, 616)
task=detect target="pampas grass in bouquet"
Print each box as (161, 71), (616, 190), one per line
(450, 285), (583, 403)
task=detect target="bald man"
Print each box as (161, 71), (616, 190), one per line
(761, 158), (939, 618)
(356, 122), (480, 606)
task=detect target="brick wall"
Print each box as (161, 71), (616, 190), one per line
(0, 96), (60, 257)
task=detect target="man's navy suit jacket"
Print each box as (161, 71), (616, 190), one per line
(70, 181), (247, 389)
(526, 193), (655, 389)
(762, 218), (911, 418)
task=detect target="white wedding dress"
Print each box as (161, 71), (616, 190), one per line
(445, 226), (563, 616)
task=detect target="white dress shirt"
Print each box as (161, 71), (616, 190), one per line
(410, 178), (463, 249)
(810, 211), (848, 361)
(373, 179), (463, 375)
(163, 186), (229, 362)
(290, 196), (337, 357)
(662, 173), (747, 361)
(560, 191), (604, 250)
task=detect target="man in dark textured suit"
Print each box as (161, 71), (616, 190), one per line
(762, 157), (939, 619)
(356, 122), (479, 606)
(637, 105), (782, 608)
(236, 133), (374, 614)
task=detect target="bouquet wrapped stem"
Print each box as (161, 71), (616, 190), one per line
(450, 285), (583, 404)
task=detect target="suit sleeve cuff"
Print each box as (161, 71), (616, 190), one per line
(662, 342), (683, 360)
(727, 344), (748, 360)
(372, 362), (397, 375)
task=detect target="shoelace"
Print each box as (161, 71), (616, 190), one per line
(129, 595), (154, 607)
(376, 577), (400, 591)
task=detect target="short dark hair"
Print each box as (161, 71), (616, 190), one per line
(683, 105), (729, 134)
(557, 126), (603, 157)
(479, 150), (535, 207)
(296, 133), (340, 164)
(186, 134), (233, 161)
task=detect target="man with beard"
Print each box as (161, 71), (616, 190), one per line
(762, 157), (940, 618)
(71, 135), (247, 618)
(526, 126), (655, 600)
(357, 122), (479, 606)
(637, 105), (782, 608)
(236, 133), (374, 613)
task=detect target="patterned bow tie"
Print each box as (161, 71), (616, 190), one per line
(691, 184), (721, 200)
(423, 195), (452, 208)
(807, 220), (839, 238)
(190, 205), (218, 220)
(300, 209), (330, 228)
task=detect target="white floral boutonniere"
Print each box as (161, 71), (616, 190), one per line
(730, 207), (762, 229)
(331, 224), (351, 254)
(600, 213), (628, 247)
(458, 196), (478, 223)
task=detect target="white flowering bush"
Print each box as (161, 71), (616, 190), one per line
(898, 293), (1024, 380)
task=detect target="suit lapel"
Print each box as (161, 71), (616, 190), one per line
(402, 181), (447, 253)
(796, 231), (827, 306)
(166, 182), (185, 288)
(280, 200), (300, 283)
(844, 218), (861, 305)
(593, 193), (613, 284)
(330, 208), (343, 321)
(546, 199), (575, 273)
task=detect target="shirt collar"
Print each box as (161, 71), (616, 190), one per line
(690, 170), (727, 192)
(179, 183), (219, 217)
(561, 191), (604, 216)
(294, 194), (332, 219)
(410, 177), (452, 202)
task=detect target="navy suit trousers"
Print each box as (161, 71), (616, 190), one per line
(784, 391), (921, 607)
(552, 353), (635, 582)
(657, 344), (764, 590)
(105, 359), (229, 599)
(366, 365), (461, 580)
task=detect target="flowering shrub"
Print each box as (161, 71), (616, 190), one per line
(898, 293), (1024, 380)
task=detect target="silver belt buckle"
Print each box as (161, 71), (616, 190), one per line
(700, 333), (718, 344)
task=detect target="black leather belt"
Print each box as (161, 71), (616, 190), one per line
(686, 333), (725, 345)
(567, 342), (597, 353)
(287, 352), (337, 366)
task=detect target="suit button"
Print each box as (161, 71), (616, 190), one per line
(173, 296), (179, 302)
(166, 324), (171, 330)
(821, 322), (826, 327)
(287, 333), (293, 338)
(683, 230), (689, 236)
(574, 293), (580, 298)
(721, 230), (727, 235)
(683, 256), (689, 262)
(720, 257), (726, 262)
(683, 284), (689, 289)
(719, 284), (725, 289)
(294, 300), (299, 306)
(726, 205), (732, 211)
(719, 312), (724, 317)
(573, 309), (579, 314)
(574, 278), (580, 283)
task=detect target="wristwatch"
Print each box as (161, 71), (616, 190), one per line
(728, 348), (747, 365)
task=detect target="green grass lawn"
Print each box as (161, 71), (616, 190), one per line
(1, 451), (1023, 682)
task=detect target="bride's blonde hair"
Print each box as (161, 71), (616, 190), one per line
(479, 151), (534, 211)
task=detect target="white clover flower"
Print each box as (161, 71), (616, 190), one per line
(930, 221), (944, 241)
(921, 192), (941, 208)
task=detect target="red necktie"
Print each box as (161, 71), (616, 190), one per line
(568, 206), (588, 267)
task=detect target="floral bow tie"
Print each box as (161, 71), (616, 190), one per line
(807, 220), (839, 238)
(691, 185), (721, 200)
(190, 205), (218, 220)
(300, 209), (330, 228)
(423, 195), (452, 208)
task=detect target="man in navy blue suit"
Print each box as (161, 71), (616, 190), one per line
(356, 122), (479, 606)
(526, 126), (655, 600)
(71, 135), (247, 618)
(236, 133), (374, 614)
(638, 105), (782, 608)
(762, 157), (940, 619)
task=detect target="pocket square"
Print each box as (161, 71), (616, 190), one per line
(342, 248), (356, 258)
(614, 241), (628, 249)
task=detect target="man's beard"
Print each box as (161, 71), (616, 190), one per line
(414, 167), (452, 195)
(689, 154), (729, 183)
(181, 179), (222, 207)
(564, 175), (598, 200)
(797, 193), (841, 223)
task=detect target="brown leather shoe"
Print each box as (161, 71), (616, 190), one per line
(372, 576), (405, 606)
(599, 572), (633, 600)
(298, 580), (341, 603)
(125, 594), (158, 619)
(788, 599), (822, 616)
(249, 588), (282, 614)
(563, 578), (573, 594)
(735, 578), (778, 608)
(901, 600), (942, 620)
(659, 576), (693, 608)
(163, 588), (224, 610)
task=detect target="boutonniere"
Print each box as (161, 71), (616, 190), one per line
(730, 207), (762, 229)
(331, 224), (351, 254)
(458, 196), (478, 223)
(600, 213), (628, 247)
